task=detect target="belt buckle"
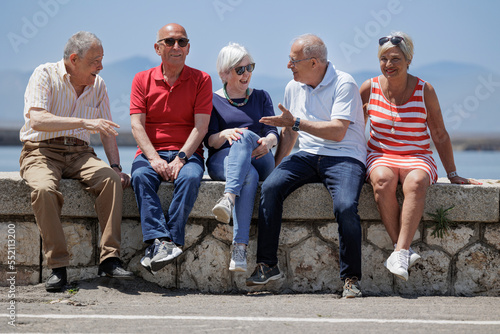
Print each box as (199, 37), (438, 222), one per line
(63, 137), (76, 146)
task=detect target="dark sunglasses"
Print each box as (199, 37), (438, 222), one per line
(379, 36), (404, 46)
(157, 37), (190, 47)
(234, 63), (255, 75)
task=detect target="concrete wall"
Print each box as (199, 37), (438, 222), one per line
(0, 172), (499, 296)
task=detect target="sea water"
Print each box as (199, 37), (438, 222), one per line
(1, 146), (499, 180)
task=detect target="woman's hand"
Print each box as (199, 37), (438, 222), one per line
(449, 175), (482, 185)
(221, 127), (247, 145)
(252, 137), (272, 159)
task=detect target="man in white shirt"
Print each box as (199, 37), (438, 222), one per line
(20, 31), (133, 292)
(246, 34), (367, 298)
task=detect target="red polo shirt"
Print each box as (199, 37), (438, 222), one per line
(130, 64), (212, 157)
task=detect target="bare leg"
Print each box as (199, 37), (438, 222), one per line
(396, 169), (430, 251)
(370, 166), (400, 244)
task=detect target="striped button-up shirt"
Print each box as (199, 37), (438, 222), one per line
(20, 59), (111, 143)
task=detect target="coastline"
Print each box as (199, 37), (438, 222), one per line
(3, 129), (500, 151)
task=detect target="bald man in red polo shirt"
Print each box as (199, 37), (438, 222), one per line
(130, 23), (212, 274)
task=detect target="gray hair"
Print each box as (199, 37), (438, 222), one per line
(216, 42), (254, 82)
(63, 31), (101, 60)
(292, 34), (328, 63)
(378, 31), (414, 63)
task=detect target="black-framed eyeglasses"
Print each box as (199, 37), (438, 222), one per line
(379, 36), (404, 46)
(234, 63), (255, 75)
(288, 56), (315, 66)
(157, 37), (190, 47)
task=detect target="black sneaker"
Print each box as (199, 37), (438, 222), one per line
(98, 257), (134, 279)
(246, 263), (282, 286)
(45, 267), (67, 292)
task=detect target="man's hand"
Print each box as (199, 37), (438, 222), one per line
(118, 172), (131, 188)
(168, 156), (186, 181)
(149, 156), (172, 181)
(260, 103), (295, 127)
(83, 118), (120, 137)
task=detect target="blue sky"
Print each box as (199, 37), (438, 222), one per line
(2, 0), (500, 77)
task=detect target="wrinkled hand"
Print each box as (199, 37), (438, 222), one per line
(83, 119), (120, 136)
(259, 103), (295, 127)
(449, 175), (482, 185)
(149, 156), (172, 181)
(221, 127), (247, 145)
(252, 137), (271, 159)
(118, 172), (131, 188)
(168, 157), (186, 181)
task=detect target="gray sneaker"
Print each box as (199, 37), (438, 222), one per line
(140, 242), (157, 275)
(212, 195), (234, 224)
(150, 240), (183, 272)
(229, 245), (247, 272)
(246, 263), (282, 286)
(342, 277), (362, 298)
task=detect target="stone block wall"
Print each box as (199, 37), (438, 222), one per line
(0, 172), (499, 296)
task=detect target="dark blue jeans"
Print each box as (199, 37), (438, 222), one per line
(256, 151), (366, 280)
(131, 151), (204, 245)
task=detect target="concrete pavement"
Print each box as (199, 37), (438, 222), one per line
(1, 277), (500, 333)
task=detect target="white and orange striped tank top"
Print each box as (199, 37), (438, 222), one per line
(366, 76), (437, 183)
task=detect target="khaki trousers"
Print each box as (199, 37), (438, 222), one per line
(20, 141), (122, 269)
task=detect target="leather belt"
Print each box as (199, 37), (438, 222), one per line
(43, 136), (88, 146)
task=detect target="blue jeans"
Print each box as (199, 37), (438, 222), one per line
(256, 151), (366, 280)
(207, 130), (275, 244)
(131, 151), (204, 245)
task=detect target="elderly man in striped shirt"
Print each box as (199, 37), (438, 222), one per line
(19, 31), (133, 292)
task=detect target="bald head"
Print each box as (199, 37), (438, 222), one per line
(156, 23), (188, 42)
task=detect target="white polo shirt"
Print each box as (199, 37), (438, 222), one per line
(20, 59), (111, 143)
(283, 62), (367, 166)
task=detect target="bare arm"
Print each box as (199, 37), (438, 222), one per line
(426, 83), (481, 185)
(260, 103), (350, 142)
(359, 79), (372, 126)
(273, 126), (298, 166)
(29, 108), (119, 137)
(168, 113), (210, 180)
(131, 113), (171, 180)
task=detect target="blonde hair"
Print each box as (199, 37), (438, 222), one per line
(378, 31), (414, 63)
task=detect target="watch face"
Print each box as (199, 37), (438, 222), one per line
(178, 152), (187, 160)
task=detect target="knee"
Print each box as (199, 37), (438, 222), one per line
(244, 167), (259, 186)
(334, 199), (358, 220)
(403, 176), (429, 197)
(371, 173), (397, 196)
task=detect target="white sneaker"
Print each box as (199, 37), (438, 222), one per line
(393, 244), (421, 268)
(212, 195), (234, 224)
(229, 244), (247, 272)
(409, 248), (421, 268)
(384, 249), (410, 281)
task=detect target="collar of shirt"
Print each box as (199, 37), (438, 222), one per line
(299, 61), (339, 91)
(153, 64), (192, 84)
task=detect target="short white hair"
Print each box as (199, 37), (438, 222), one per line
(63, 31), (101, 60)
(378, 31), (414, 63)
(292, 34), (327, 63)
(216, 43), (254, 82)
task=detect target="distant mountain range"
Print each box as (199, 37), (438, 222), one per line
(2, 57), (499, 136)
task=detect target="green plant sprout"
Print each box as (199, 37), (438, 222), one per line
(426, 205), (456, 238)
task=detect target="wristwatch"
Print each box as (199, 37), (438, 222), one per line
(292, 117), (301, 131)
(110, 164), (122, 172)
(177, 151), (188, 163)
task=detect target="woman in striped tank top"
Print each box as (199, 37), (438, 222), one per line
(359, 32), (481, 282)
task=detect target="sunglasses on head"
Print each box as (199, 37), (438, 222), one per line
(379, 36), (404, 46)
(234, 63), (255, 75)
(157, 37), (190, 47)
